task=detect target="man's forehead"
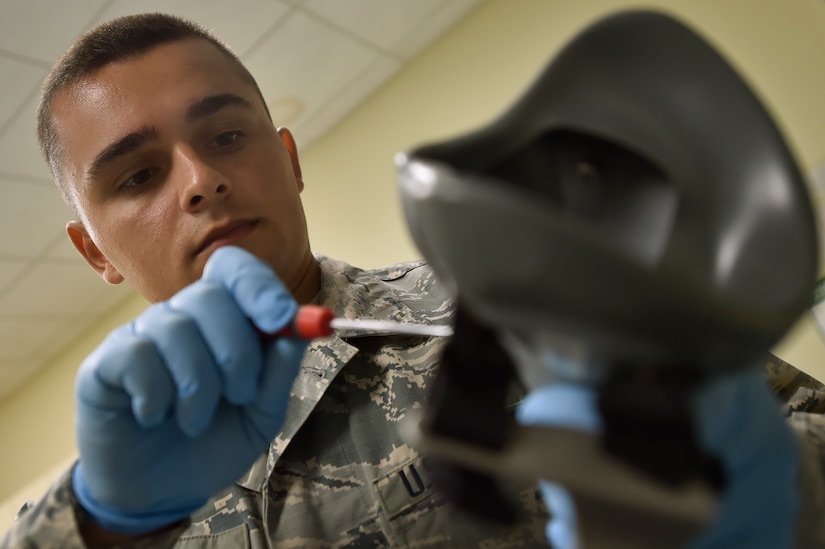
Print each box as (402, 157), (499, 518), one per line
(53, 46), (253, 133)
(48, 39), (264, 179)
(62, 39), (244, 98)
(62, 78), (111, 110)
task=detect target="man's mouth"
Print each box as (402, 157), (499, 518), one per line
(196, 219), (259, 256)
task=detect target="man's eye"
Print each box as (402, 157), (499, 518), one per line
(215, 131), (243, 148)
(120, 168), (153, 189)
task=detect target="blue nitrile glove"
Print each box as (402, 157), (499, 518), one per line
(517, 366), (799, 549)
(72, 246), (309, 534)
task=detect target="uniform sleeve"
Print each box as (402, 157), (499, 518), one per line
(1, 464), (188, 549)
(764, 354), (825, 548)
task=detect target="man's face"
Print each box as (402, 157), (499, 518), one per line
(50, 39), (312, 303)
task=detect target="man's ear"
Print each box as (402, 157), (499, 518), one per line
(277, 127), (304, 192)
(66, 221), (124, 285)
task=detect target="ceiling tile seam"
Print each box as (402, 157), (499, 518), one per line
(0, 83), (41, 142)
(40, 233), (80, 262)
(0, 262), (40, 304)
(237, 4), (299, 59)
(0, 237), (89, 303)
(0, 232), (80, 267)
(0, 252), (83, 265)
(0, 48), (52, 70)
(31, 295), (143, 365)
(395, 0), (478, 58)
(0, 288), (135, 329)
(32, 319), (99, 360)
(0, 257), (87, 272)
(0, 313), (82, 321)
(0, 2), (117, 146)
(0, 255), (49, 263)
(0, 367), (48, 399)
(293, 5), (408, 63)
(297, 54), (400, 133)
(0, 371), (43, 387)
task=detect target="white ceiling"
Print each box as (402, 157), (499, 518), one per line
(0, 0), (482, 403)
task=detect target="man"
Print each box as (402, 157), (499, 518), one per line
(1, 12), (549, 549)
(3, 10), (825, 549)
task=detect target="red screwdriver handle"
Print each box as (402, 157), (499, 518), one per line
(274, 304), (336, 339)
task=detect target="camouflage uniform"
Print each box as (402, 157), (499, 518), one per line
(764, 355), (825, 548)
(4, 258), (825, 547)
(2, 256), (549, 548)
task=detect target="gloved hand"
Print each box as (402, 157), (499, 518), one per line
(517, 366), (800, 549)
(72, 246), (309, 534)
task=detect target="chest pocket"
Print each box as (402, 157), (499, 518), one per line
(374, 456), (463, 547)
(175, 524), (252, 549)
(375, 457), (438, 519)
(375, 455), (551, 548)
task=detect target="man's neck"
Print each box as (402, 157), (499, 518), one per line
(290, 251), (322, 305)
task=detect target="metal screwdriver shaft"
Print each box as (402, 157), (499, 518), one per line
(274, 304), (454, 339)
(329, 317), (453, 337)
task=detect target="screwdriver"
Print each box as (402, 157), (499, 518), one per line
(273, 304), (454, 339)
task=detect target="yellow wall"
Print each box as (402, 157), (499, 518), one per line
(0, 294), (148, 526)
(2, 0), (825, 526)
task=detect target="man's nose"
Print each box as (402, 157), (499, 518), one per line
(175, 147), (231, 210)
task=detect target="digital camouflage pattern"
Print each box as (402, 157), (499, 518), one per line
(764, 353), (825, 548)
(2, 257), (549, 548)
(3, 258), (825, 548)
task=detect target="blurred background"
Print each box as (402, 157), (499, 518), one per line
(1, 0), (824, 528)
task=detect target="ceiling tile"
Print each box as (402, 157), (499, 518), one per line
(43, 233), (85, 262)
(33, 313), (116, 362)
(242, 10), (382, 131)
(302, 0), (443, 55)
(390, 0), (482, 60)
(0, 0), (485, 407)
(0, 177), (71, 259)
(0, 261), (135, 316)
(0, 0), (109, 64)
(0, 358), (48, 402)
(295, 55), (401, 147)
(0, 96), (54, 182)
(302, 0), (480, 59)
(0, 57), (46, 130)
(0, 317), (78, 362)
(0, 260), (28, 294)
(94, 0), (293, 58)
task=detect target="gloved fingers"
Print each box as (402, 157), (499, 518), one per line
(168, 282), (262, 405)
(688, 366), (799, 548)
(516, 384), (593, 549)
(516, 382), (603, 433)
(131, 303), (222, 437)
(76, 328), (176, 429)
(693, 367), (795, 464)
(202, 246), (298, 333)
(539, 481), (579, 549)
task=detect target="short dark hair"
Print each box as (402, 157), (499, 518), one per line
(37, 13), (268, 214)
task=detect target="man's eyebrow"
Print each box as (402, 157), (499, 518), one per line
(185, 93), (254, 122)
(84, 94), (253, 181)
(87, 126), (158, 179)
